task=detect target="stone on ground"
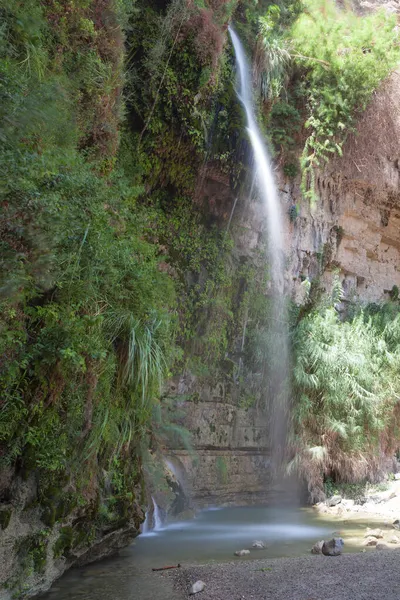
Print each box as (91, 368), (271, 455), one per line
(311, 540), (324, 554)
(388, 535), (400, 544)
(252, 541), (265, 549)
(322, 537), (344, 556)
(365, 528), (383, 539)
(234, 549), (250, 557)
(327, 495), (342, 507)
(363, 537), (378, 547)
(190, 580), (206, 594)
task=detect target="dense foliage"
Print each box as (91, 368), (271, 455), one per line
(0, 0), (243, 591)
(256, 0), (400, 199)
(291, 291), (400, 501)
(0, 0), (180, 550)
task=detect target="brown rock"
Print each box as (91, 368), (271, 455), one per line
(365, 529), (383, 539)
(311, 541), (324, 554)
(363, 537), (378, 547)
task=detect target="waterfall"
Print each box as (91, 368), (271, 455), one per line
(152, 496), (164, 530)
(141, 510), (150, 534)
(229, 27), (289, 475)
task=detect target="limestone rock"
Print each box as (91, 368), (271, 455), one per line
(322, 538), (344, 556)
(252, 540), (265, 549)
(327, 495), (342, 507)
(388, 535), (400, 544)
(190, 581), (206, 594)
(363, 537), (378, 547)
(365, 528), (383, 539)
(234, 549), (250, 557)
(311, 540), (325, 554)
(375, 542), (389, 551)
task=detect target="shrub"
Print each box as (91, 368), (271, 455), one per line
(290, 298), (400, 502)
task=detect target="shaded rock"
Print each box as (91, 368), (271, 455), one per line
(190, 580), (206, 594)
(363, 537), (378, 547)
(252, 540), (265, 549)
(322, 538), (344, 556)
(365, 528), (383, 539)
(311, 540), (324, 554)
(327, 495), (342, 507)
(376, 542), (389, 551)
(234, 549), (250, 557)
(393, 519), (400, 525)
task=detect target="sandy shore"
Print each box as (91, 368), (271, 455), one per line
(171, 550), (400, 600)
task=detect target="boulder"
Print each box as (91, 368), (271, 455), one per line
(365, 528), (383, 539)
(252, 540), (265, 549)
(311, 540), (324, 554)
(375, 542), (389, 551)
(190, 581), (206, 595)
(234, 549), (250, 557)
(389, 535), (400, 544)
(322, 538), (344, 556)
(327, 495), (342, 507)
(362, 537), (378, 547)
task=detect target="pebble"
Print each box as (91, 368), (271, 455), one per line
(190, 580), (206, 594)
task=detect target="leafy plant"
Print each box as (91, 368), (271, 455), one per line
(290, 295), (400, 501)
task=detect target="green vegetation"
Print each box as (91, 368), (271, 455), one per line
(0, 1), (243, 592)
(255, 0), (400, 199)
(2, 0), (400, 595)
(290, 288), (400, 501)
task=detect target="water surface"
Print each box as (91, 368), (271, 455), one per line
(41, 505), (377, 600)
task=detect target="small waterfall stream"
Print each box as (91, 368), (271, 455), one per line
(229, 27), (289, 475)
(152, 496), (164, 531)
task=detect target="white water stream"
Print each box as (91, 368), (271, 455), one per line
(229, 27), (285, 287)
(152, 496), (164, 531)
(229, 27), (289, 471)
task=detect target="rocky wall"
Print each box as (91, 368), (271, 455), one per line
(171, 70), (400, 508)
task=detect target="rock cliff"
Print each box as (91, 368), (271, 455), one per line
(170, 70), (400, 509)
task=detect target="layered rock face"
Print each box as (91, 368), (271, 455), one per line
(167, 378), (270, 507)
(0, 473), (142, 599)
(286, 71), (400, 304)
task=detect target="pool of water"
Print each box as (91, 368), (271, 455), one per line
(40, 505), (383, 600)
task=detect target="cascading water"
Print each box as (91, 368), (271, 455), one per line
(229, 27), (289, 476)
(152, 496), (164, 531)
(141, 510), (150, 534)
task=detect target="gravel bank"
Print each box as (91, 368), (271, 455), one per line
(171, 550), (400, 600)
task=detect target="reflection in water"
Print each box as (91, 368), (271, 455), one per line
(40, 505), (358, 600)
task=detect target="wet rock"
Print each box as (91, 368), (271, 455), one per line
(375, 542), (389, 551)
(252, 540), (265, 549)
(322, 538), (344, 556)
(190, 581), (206, 594)
(365, 528), (383, 539)
(234, 549), (250, 556)
(311, 540), (324, 554)
(327, 495), (342, 507)
(362, 537), (378, 547)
